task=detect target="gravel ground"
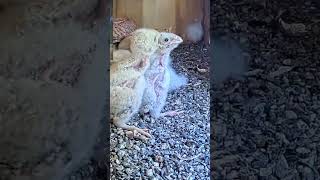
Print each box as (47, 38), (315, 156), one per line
(63, 44), (210, 180)
(65, 0), (320, 179)
(110, 43), (210, 179)
(212, 0), (320, 179)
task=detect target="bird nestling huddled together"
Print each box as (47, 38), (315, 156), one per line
(110, 28), (187, 140)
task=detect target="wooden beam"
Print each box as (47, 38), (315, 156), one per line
(202, 0), (210, 47)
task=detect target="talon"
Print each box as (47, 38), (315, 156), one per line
(131, 127), (152, 139)
(116, 122), (152, 140)
(137, 129), (152, 138)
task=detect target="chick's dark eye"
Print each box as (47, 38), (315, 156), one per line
(164, 38), (169, 42)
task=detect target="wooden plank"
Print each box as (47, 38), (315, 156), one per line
(113, 0), (209, 44)
(202, 0), (210, 47)
(142, 0), (176, 32)
(175, 0), (183, 37)
(114, 0), (143, 26)
(112, 0), (116, 17)
(175, 0), (204, 43)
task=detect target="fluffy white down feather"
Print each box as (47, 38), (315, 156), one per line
(140, 32), (187, 118)
(167, 56), (188, 92)
(186, 21), (204, 43)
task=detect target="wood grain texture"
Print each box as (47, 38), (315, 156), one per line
(203, 0), (210, 47)
(113, 0), (209, 44)
(113, 0), (142, 26)
(175, 0), (204, 42)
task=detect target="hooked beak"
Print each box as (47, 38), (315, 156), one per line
(173, 36), (183, 44)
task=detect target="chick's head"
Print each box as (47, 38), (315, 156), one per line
(157, 32), (183, 54)
(130, 28), (161, 56)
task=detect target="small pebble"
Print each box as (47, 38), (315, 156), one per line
(146, 169), (154, 177)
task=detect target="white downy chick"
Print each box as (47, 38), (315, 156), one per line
(111, 49), (131, 63)
(140, 32), (187, 118)
(110, 28), (160, 139)
(118, 33), (188, 91)
(166, 56), (188, 92)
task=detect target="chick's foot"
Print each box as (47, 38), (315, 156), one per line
(125, 127), (151, 141)
(132, 127), (152, 139)
(115, 121), (152, 140)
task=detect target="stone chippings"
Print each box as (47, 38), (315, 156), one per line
(110, 44), (211, 180)
(211, 0), (320, 179)
(68, 44), (211, 179)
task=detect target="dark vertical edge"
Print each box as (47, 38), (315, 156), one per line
(209, 0), (214, 179)
(104, 0), (112, 178)
(106, 0), (112, 179)
(96, 0), (108, 20)
(203, 0), (210, 48)
(91, 0), (112, 179)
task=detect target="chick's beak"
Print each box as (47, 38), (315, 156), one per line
(173, 36), (183, 44)
(172, 36), (183, 44)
